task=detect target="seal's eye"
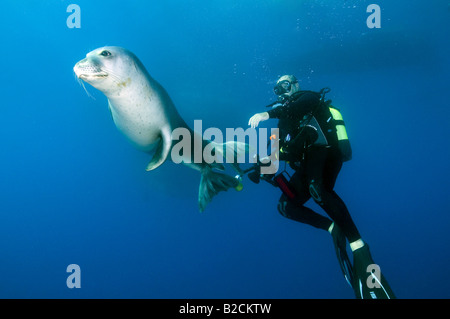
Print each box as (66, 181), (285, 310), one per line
(100, 50), (111, 57)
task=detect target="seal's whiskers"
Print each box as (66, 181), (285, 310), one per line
(101, 66), (122, 84)
(75, 73), (96, 100)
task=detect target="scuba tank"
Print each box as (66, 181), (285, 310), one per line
(295, 88), (353, 162)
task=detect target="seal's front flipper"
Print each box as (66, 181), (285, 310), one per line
(146, 127), (172, 171)
(198, 167), (240, 212)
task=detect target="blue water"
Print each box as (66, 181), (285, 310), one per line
(0, 0), (448, 299)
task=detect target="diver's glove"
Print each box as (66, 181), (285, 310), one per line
(248, 112), (269, 128)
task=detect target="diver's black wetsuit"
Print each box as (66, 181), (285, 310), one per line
(268, 91), (361, 243)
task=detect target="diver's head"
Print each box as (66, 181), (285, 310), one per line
(273, 75), (299, 100)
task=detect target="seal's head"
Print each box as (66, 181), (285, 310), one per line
(74, 46), (141, 94)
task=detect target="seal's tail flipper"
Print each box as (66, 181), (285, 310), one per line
(198, 168), (241, 212)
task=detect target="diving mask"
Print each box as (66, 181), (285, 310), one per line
(273, 80), (298, 96)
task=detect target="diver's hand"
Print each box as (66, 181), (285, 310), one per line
(248, 112), (269, 128)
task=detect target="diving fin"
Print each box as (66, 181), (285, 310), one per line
(198, 167), (240, 212)
(329, 223), (354, 288)
(351, 244), (396, 299)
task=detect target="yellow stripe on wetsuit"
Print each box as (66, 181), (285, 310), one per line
(329, 107), (349, 141)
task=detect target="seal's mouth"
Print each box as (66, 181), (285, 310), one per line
(78, 72), (108, 80)
(73, 60), (108, 80)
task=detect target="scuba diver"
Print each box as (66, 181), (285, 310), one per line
(246, 75), (395, 299)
